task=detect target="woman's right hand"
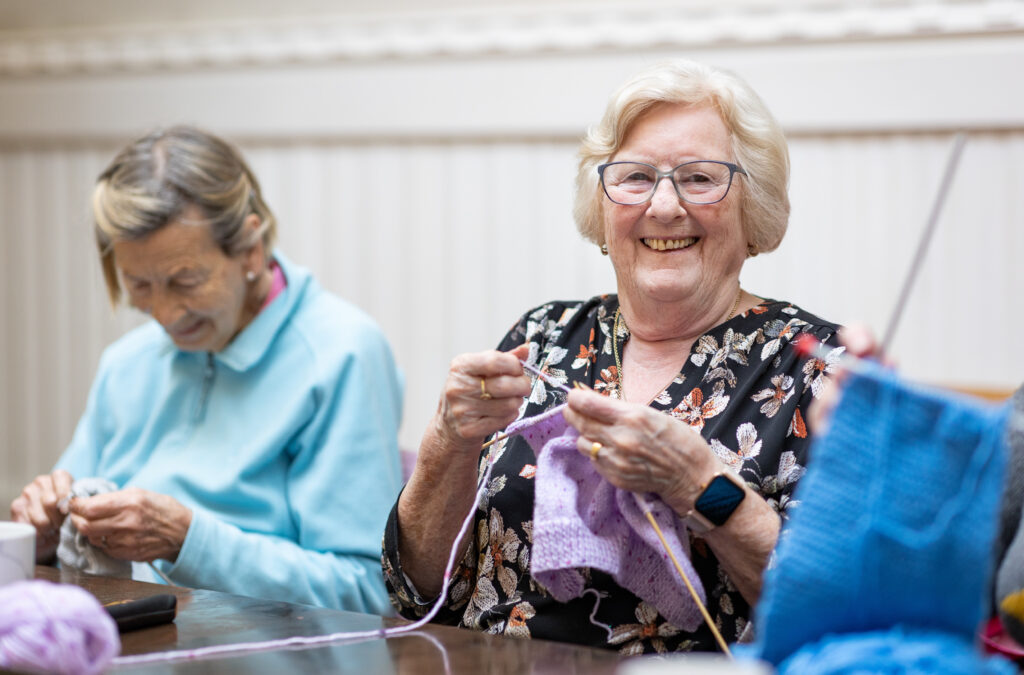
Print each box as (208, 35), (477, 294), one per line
(398, 343), (531, 597)
(10, 469), (75, 563)
(431, 343), (532, 455)
(807, 323), (882, 434)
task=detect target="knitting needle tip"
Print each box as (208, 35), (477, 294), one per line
(793, 333), (868, 375)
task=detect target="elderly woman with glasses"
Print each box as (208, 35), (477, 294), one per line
(10, 126), (403, 614)
(383, 60), (842, 653)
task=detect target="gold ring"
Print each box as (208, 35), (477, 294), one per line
(480, 378), (493, 400)
(589, 442), (602, 461)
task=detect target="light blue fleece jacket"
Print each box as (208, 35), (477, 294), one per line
(56, 253), (403, 614)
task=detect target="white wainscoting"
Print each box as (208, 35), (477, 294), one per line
(2, 0), (1023, 505)
(3, 129), (1023, 505)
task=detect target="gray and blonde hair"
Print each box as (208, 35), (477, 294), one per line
(93, 125), (276, 305)
(573, 60), (790, 257)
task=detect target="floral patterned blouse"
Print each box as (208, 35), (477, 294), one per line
(383, 294), (841, 654)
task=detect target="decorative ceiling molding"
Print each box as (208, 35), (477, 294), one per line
(1, 1), (1022, 76)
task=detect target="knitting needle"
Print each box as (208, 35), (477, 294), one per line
(518, 359), (572, 394)
(643, 510), (733, 657)
(480, 360), (573, 450)
(879, 132), (966, 354)
(792, 333), (870, 375)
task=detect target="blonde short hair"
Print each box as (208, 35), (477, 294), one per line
(93, 126), (276, 305)
(574, 60), (790, 257)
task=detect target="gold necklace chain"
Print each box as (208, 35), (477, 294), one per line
(612, 286), (743, 399)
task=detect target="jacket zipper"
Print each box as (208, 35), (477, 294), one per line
(193, 352), (215, 423)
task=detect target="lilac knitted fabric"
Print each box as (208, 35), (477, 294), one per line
(509, 404), (705, 631)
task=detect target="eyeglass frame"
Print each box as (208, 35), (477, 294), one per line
(596, 160), (747, 206)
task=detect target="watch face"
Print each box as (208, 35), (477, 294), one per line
(695, 474), (746, 527)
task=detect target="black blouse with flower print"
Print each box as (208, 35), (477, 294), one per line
(382, 295), (841, 655)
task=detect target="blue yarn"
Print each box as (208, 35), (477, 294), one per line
(749, 362), (1011, 668)
(777, 627), (1016, 675)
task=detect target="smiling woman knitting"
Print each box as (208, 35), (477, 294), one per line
(383, 60), (842, 654)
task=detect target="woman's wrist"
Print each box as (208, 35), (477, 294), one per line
(699, 489), (780, 603)
(661, 438), (727, 517)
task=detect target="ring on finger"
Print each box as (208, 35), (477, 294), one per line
(589, 442), (602, 461)
(480, 378), (493, 400)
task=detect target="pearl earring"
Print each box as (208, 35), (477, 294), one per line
(246, 271), (257, 282)
(600, 244), (608, 256)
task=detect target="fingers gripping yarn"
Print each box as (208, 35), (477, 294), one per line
(57, 477), (132, 579)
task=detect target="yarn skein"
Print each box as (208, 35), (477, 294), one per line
(0, 580), (120, 675)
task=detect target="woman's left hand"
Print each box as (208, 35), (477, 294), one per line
(564, 387), (724, 516)
(67, 487), (192, 563)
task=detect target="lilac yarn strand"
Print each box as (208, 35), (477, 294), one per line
(519, 359), (572, 394)
(0, 580), (119, 675)
(113, 452), (500, 668)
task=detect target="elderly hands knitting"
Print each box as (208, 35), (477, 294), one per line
(11, 470), (192, 564)
(564, 388), (724, 517)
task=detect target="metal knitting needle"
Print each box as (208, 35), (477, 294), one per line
(480, 360), (572, 450)
(518, 360), (572, 394)
(879, 132), (967, 354)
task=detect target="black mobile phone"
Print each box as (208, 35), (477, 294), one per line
(104, 594), (177, 633)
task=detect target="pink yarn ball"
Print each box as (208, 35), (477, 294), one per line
(0, 580), (120, 675)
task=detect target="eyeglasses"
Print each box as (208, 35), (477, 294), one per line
(597, 160), (747, 206)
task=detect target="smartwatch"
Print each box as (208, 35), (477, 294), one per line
(685, 471), (747, 534)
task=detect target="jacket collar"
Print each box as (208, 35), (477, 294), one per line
(191, 251), (311, 372)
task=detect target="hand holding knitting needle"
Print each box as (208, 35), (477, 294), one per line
(803, 323), (892, 435)
(563, 386), (722, 517)
(397, 343), (532, 598)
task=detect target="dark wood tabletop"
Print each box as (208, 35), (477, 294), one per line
(34, 565), (624, 674)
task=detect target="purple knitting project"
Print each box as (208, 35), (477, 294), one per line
(507, 404), (705, 631)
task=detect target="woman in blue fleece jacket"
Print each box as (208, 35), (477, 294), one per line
(9, 126), (403, 614)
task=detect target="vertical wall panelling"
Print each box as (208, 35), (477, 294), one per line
(2, 2), (1023, 504)
(4, 131), (1024, 505)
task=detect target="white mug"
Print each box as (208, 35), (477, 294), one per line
(0, 521), (36, 585)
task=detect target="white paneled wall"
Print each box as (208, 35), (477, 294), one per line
(748, 131), (1024, 387)
(3, 129), (1023, 505)
(2, 0), (1024, 505)
(0, 144), (141, 501)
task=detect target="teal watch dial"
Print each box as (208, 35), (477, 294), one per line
(694, 473), (746, 527)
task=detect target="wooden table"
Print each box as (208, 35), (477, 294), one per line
(35, 566), (624, 674)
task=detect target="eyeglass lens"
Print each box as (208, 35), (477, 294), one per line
(601, 161), (737, 205)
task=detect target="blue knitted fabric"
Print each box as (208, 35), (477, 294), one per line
(750, 363), (1011, 667)
(777, 628), (1015, 675)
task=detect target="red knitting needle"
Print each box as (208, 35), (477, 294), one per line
(793, 333), (869, 374)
